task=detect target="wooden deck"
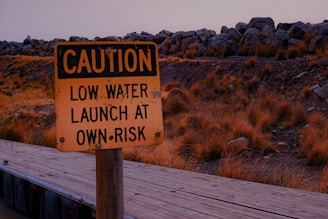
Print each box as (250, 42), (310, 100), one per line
(1, 139), (328, 218)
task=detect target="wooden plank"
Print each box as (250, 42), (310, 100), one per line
(1, 139), (328, 219)
(123, 161), (328, 218)
(124, 179), (287, 219)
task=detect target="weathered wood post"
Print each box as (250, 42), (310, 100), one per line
(96, 149), (124, 219)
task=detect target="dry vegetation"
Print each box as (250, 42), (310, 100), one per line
(1, 54), (328, 194)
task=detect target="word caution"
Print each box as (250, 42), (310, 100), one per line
(56, 43), (158, 78)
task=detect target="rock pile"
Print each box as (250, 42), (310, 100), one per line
(1, 17), (328, 58)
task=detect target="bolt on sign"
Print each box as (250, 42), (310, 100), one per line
(54, 42), (164, 152)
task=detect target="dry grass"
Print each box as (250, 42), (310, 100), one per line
(216, 156), (313, 190)
(299, 112), (328, 166)
(302, 86), (313, 99)
(319, 165), (328, 192)
(245, 56), (257, 68)
(263, 63), (273, 74)
(2, 55), (328, 194)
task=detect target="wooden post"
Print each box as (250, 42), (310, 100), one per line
(96, 148), (124, 219)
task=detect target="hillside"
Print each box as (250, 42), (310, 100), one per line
(0, 54), (328, 193)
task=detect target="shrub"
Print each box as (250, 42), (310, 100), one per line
(291, 104), (307, 127)
(162, 87), (190, 116)
(200, 136), (226, 161)
(162, 81), (184, 92)
(307, 141), (328, 166)
(257, 111), (274, 133)
(190, 72), (220, 101)
(216, 157), (245, 179)
(302, 86), (313, 99)
(275, 49), (287, 60)
(274, 101), (293, 125)
(299, 125), (318, 157)
(245, 56), (257, 68)
(247, 75), (260, 93)
(319, 166), (328, 193)
(286, 42), (308, 59)
(308, 112), (326, 129)
(308, 59), (320, 68)
(178, 131), (200, 160)
(263, 63), (273, 74)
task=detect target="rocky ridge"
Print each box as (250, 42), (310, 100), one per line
(1, 17), (328, 58)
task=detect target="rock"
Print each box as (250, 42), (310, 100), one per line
(95, 36), (120, 41)
(171, 31), (196, 43)
(314, 83), (328, 100)
(69, 36), (80, 42)
(261, 24), (275, 37)
(288, 21), (311, 39)
(312, 22), (328, 36)
(288, 38), (302, 46)
(208, 33), (234, 50)
(181, 36), (200, 49)
(196, 28), (216, 43)
(295, 71), (307, 79)
(247, 17), (275, 31)
(240, 28), (261, 49)
(306, 106), (316, 112)
(277, 23), (295, 31)
(158, 37), (173, 53)
(221, 27), (242, 41)
(2, 18), (328, 59)
(271, 30), (289, 47)
(23, 35), (32, 45)
(181, 31), (196, 39)
(31, 39), (40, 48)
(140, 31), (150, 36)
(155, 30), (173, 44)
(208, 33), (238, 56)
(308, 36), (324, 52)
(235, 22), (247, 34)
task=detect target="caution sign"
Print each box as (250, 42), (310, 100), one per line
(54, 42), (164, 152)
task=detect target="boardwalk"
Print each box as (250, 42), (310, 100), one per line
(1, 139), (328, 218)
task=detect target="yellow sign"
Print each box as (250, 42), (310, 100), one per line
(54, 41), (164, 152)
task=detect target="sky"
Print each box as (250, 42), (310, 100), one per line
(1, 0), (328, 42)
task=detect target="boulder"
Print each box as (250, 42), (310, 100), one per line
(208, 33), (238, 56)
(235, 22), (247, 34)
(196, 28), (216, 43)
(171, 31), (196, 43)
(288, 21), (311, 39)
(314, 83), (328, 100)
(221, 26), (242, 41)
(271, 30), (289, 47)
(181, 36), (200, 49)
(95, 36), (120, 41)
(277, 23), (295, 31)
(240, 28), (261, 49)
(208, 33), (234, 50)
(23, 35), (32, 45)
(308, 36), (324, 52)
(155, 29), (173, 44)
(247, 17), (275, 31)
(261, 24), (275, 37)
(288, 38), (302, 46)
(312, 22), (328, 36)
